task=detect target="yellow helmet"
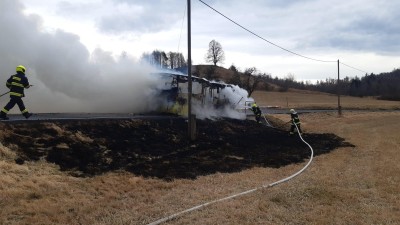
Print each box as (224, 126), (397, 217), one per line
(252, 103), (257, 107)
(16, 65), (26, 74)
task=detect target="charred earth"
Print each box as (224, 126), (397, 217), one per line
(0, 116), (354, 180)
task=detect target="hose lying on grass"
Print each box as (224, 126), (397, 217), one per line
(148, 122), (313, 225)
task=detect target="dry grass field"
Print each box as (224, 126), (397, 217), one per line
(1, 91), (400, 225)
(252, 90), (400, 110)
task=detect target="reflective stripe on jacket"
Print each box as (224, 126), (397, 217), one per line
(6, 72), (29, 97)
(291, 113), (301, 124)
(251, 106), (262, 115)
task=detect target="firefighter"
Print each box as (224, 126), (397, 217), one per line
(289, 108), (302, 135)
(251, 103), (262, 123)
(0, 65), (33, 120)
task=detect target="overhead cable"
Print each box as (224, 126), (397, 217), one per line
(339, 61), (368, 74)
(198, 0), (336, 63)
(178, 3), (187, 53)
(198, 0), (371, 75)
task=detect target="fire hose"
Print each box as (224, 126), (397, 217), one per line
(147, 122), (313, 225)
(1, 85), (33, 98)
(0, 91), (10, 97)
(262, 113), (272, 127)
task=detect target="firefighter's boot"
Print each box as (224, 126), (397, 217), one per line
(23, 112), (33, 119)
(0, 111), (9, 120)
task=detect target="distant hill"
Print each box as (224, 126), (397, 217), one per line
(192, 64), (280, 93)
(192, 65), (234, 81)
(307, 68), (400, 100)
(192, 65), (400, 100)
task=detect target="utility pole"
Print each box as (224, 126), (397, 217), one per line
(187, 0), (196, 140)
(337, 59), (342, 116)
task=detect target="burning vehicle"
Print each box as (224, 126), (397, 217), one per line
(154, 71), (252, 119)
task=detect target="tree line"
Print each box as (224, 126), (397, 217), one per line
(141, 39), (400, 100)
(259, 69), (400, 100)
(140, 40), (226, 70)
(141, 50), (187, 69)
(201, 40), (400, 100)
(317, 69), (400, 100)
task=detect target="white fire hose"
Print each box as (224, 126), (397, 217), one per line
(148, 122), (313, 225)
(262, 113), (272, 127)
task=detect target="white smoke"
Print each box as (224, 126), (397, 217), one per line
(0, 0), (254, 119)
(0, 0), (159, 113)
(191, 83), (254, 120)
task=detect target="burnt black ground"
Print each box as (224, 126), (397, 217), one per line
(0, 116), (354, 180)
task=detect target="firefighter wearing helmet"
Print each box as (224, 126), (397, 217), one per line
(289, 108), (302, 135)
(250, 103), (262, 123)
(0, 65), (33, 120)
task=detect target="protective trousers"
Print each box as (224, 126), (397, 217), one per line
(290, 123), (302, 134)
(255, 113), (261, 123)
(1, 96), (29, 116)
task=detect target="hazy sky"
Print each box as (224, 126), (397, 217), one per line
(1, 0), (254, 115)
(20, 0), (400, 81)
(1, 0), (399, 114)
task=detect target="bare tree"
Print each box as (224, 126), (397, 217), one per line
(167, 52), (176, 69)
(205, 40), (225, 66)
(141, 50), (185, 69)
(176, 53), (187, 68)
(167, 52), (187, 69)
(285, 73), (296, 82)
(243, 67), (263, 97)
(140, 50), (166, 67)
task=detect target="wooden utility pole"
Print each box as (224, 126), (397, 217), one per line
(187, 0), (196, 140)
(337, 59), (342, 116)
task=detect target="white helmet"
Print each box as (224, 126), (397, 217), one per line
(290, 109), (296, 113)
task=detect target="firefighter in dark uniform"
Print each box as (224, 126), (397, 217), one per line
(251, 103), (262, 123)
(0, 65), (33, 120)
(289, 108), (302, 135)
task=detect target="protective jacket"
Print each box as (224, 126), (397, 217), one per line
(251, 105), (261, 116)
(6, 72), (30, 97)
(291, 112), (301, 125)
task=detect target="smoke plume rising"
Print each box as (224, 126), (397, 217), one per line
(0, 0), (160, 113)
(0, 0), (253, 119)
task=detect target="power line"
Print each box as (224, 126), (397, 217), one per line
(198, 0), (336, 63)
(177, 2), (187, 53)
(339, 61), (368, 74)
(198, 0), (371, 75)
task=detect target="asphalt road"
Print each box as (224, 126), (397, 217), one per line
(0, 113), (175, 122)
(1, 109), (396, 122)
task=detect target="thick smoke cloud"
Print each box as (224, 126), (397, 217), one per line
(192, 84), (251, 120)
(0, 0), (159, 113)
(0, 0), (253, 119)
